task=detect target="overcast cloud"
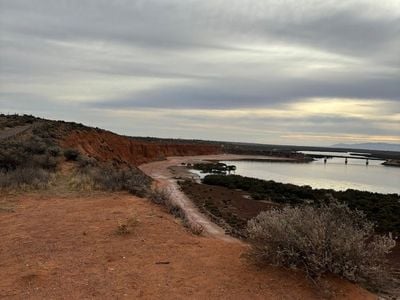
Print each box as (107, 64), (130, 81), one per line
(0, 0), (399, 145)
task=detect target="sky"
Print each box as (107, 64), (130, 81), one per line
(0, 0), (399, 146)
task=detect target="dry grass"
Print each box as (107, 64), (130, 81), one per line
(75, 162), (151, 197)
(0, 168), (52, 190)
(183, 219), (205, 236)
(148, 187), (204, 236)
(116, 215), (139, 235)
(0, 201), (15, 213)
(68, 172), (97, 191)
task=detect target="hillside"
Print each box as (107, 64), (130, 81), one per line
(0, 114), (222, 167)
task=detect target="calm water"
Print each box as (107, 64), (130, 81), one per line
(216, 151), (400, 194)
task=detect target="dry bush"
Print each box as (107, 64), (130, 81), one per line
(68, 172), (96, 191)
(76, 155), (97, 169)
(246, 199), (395, 290)
(116, 216), (139, 235)
(31, 154), (58, 171)
(0, 132), (61, 190)
(148, 187), (204, 235)
(148, 187), (170, 205)
(183, 219), (205, 236)
(63, 148), (80, 161)
(0, 138), (59, 172)
(74, 162), (151, 196)
(166, 200), (186, 219)
(91, 165), (150, 195)
(148, 187), (184, 217)
(0, 167), (51, 189)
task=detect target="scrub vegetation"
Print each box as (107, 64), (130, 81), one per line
(203, 174), (400, 235)
(247, 200), (395, 291)
(182, 174), (399, 292)
(0, 114), (151, 196)
(148, 188), (204, 235)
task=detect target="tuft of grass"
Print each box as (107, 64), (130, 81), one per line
(68, 173), (96, 191)
(116, 216), (139, 235)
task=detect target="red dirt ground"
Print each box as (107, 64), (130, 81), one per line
(0, 192), (376, 299)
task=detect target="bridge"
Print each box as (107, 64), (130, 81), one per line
(307, 154), (382, 165)
(314, 155), (382, 161)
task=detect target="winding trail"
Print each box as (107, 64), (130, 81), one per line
(139, 154), (293, 242)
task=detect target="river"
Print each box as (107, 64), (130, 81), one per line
(217, 151), (400, 194)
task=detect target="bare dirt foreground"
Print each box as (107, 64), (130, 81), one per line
(0, 191), (375, 300)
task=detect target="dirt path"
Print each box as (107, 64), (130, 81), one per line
(139, 154), (307, 241)
(0, 192), (375, 299)
(0, 125), (31, 141)
(140, 155), (233, 242)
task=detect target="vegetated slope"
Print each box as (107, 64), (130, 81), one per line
(0, 114), (219, 195)
(61, 129), (222, 166)
(0, 114), (222, 168)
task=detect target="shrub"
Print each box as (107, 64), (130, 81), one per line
(148, 187), (204, 235)
(246, 199), (395, 290)
(204, 174), (400, 234)
(21, 137), (47, 155)
(0, 135), (60, 172)
(90, 165), (150, 195)
(0, 135), (59, 189)
(0, 167), (51, 189)
(77, 155), (98, 169)
(148, 187), (171, 205)
(74, 163), (151, 196)
(63, 148), (80, 161)
(47, 146), (61, 157)
(68, 172), (96, 191)
(31, 154), (58, 171)
(183, 219), (205, 235)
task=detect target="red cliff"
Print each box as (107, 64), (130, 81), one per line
(61, 130), (222, 166)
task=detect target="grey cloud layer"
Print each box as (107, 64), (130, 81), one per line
(2, 0), (399, 59)
(92, 75), (399, 110)
(0, 0), (399, 144)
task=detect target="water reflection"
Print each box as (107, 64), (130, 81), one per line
(218, 155), (399, 194)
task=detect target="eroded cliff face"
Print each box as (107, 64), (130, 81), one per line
(61, 129), (222, 166)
